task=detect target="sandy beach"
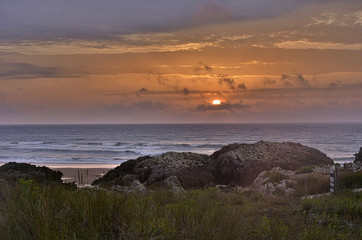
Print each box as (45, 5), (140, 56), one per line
(46, 164), (116, 186)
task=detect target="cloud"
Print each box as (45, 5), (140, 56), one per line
(0, 38), (219, 55)
(263, 78), (277, 87)
(192, 0), (232, 24)
(183, 88), (190, 95)
(0, 62), (77, 79)
(274, 40), (362, 50)
(157, 76), (169, 85)
(197, 101), (249, 111)
(280, 74), (310, 88)
(218, 77), (236, 90)
(309, 11), (362, 27)
(237, 83), (247, 91)
(195, 62), (213, 72)
(328, 82), (338, 89)
(138, 88), (149, 92)
(0, 0), (347, 41)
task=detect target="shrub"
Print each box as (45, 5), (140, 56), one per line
(295, 166), (315, 174)
(263, 171), (288, 184)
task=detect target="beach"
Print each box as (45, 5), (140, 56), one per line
(46, 164), (116, 185)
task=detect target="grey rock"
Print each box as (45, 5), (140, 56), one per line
(164, 176), (185, 194)
(94, 152), (214, 188)
(121, 174), (139, 186)
(253, 168), (296, 196)
(213, 141), (333, 185)
(130, 180), (146, 194)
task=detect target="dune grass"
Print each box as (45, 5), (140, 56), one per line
(0, 179), (361, 240)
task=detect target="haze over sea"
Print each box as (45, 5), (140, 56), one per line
(0, 123), (361, 167)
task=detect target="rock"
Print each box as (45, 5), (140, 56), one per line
(130, 180), (146, 194)
(0, 162), (63, 184)
(354, 147), (362, 166)
(92, 158), (146, 185)
(163, 176), (185, 194)
(212, 141), (333, 185)
(253, 168), (296, 196)
(121, 174), (140, 186)
(93, 152), (214, 188)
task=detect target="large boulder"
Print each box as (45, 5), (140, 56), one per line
(0, 162), (63, 184)
(212, 141), (333, 185)
(93, 152), (215, 188)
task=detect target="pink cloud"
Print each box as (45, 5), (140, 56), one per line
(192, 0), (233, 24)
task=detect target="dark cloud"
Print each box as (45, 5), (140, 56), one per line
(263, 78), (277, 86)
(280, 74), (310, 88)
(157, 75), (169, 85)
(192, 0), (233, 24)
(183, 88), (190, 95)
(138, 88), (149, 92)
(328, 82), (338, 89)
(218, 77), (236, 90)
(0, 62), (78, 79)
(0, 0), (338, 40)
(197, 101), (249, 111)
(237, 83), (247, 91)
(195, 62), (213, 72)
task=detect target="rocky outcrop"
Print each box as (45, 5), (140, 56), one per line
(93, 141), (334, 188)
(253, 167), (296, 196)
(354, 147), (362, 166)
(0, 162), (63, 184)
(93, 152), (214, 188)
(212, 141), (333, 185)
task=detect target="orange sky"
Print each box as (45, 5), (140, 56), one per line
(0, 0), (361, 123)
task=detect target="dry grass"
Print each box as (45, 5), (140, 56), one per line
(0, 178), (361, 240)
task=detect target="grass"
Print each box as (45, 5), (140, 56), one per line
(338, 171), (362, 189)
(295, 166), (315, 174)
(0, 179), (361, 240)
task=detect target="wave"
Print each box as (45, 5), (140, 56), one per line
(114, 142), (126, 146)
(10, 141), (18, 145)
(85, 142), (103, 146)
(28, 148), (139, 155)
(42, 141), (57, 145)
(195, 144), (224, 148)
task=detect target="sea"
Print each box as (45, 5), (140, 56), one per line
(0, 123), (361, 167)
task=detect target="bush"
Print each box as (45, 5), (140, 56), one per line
(295, 166), (315, 174)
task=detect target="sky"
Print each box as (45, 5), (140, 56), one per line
(0, 0), (361, 124)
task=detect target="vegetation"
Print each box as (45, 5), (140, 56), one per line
(263, 171), (289, 184)
(338, 171), (362, 189)
(295, 166), (315, 174)
(0, 178), (361, 240)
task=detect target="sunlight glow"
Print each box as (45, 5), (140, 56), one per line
(212, 100), (221, 105)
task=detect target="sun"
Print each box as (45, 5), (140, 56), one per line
(212, 99), (221, 105)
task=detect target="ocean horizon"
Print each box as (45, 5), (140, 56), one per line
(0, 123), (361, 166)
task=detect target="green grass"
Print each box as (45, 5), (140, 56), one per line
(0, 179), (361, 240)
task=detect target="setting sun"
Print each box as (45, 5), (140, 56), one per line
(212, 100), (221, 105)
